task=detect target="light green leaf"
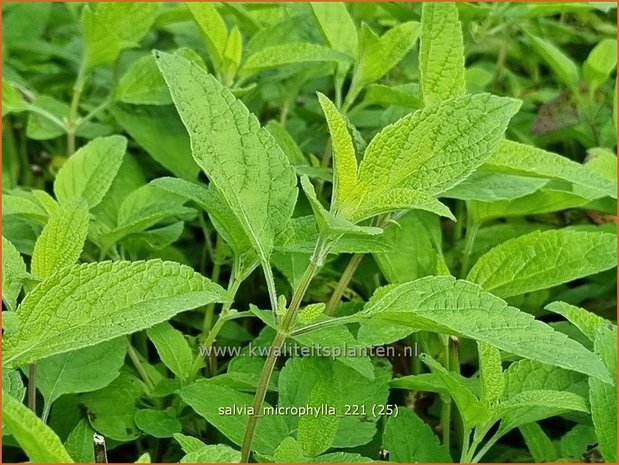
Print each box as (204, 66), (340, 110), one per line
(2, 390), (74, 462)
(2, 236), (28, 311)
(241, 44), (352, 77)
(2, 80), (28, 116)
(504, 359), (588, 399)
(274, 437), (305, 463)
(115, 55), (172, 105)
(545, 301), (610, 342)
(297, 303), (326, 325)
(186, 2), (228, 70)
(222, 27), (243, 80)
(64, 419), (96, 463)
(80, 372), (144, 441)
(352, 187), (454, 222)
(353, 21), (420, 89)
(134, 409), (182, 438)
(478, 341), (504, 407)
(421, 353), (489, 430)
(180, 379), (289, 455)
(583, 39), (617, 91)
(485, 140), (617, 199)
(297, 363), (340, 457)
(467, 229), (617, 298)
(317, 93), (358, 214)
(589, 325), (617, 463)
(560, 424), (597, 460)
(526, 33), (580, 89)
(30, 198), (89, 279)
(419, 3), (465, 105)
(4, 260), (227, 367)
(37, 338), (127, 407)
(156, 51), (297, 267)
(54, 135), (127, 208)
(363, 83), (421, 108)
(174, 433), (207, 454)
(82, 3), (158, 70)
(147, 322), (194, 383)
(383, 409), (452, 462)
(443, 171), (548, 202)
(391, 372), (479, 396)
(355, 94), (521, 209)
(362, 276), (611, 383)
(3, 370), (26, 403)
(111, 104), (198, 181)
(311, 3), (358, 59)
(181, 444), (241, 463)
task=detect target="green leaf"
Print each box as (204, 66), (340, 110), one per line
(317, 93), (358, 215)
(64, 419), (96, 463)
(485, 140), (617, 199)
(3, 370), (26, 403)
(115, 55), (172, 105)
(391, 372), (479, 396)
(467, 229), (617, 298)
(111, 104), (198, 181)
(419, 3), (465, 105)
(186, 3), (228, 70)
(583, 38), (617, 91)
(155, 51), (297, 267)
(559, 424), (597, 460)
(4, 260), (227, 367)
(134, 409), (182, 438)
(519, 423), (558, 463)
(37, 338), (127, 407)
(504, 359), (588, 399)
(80, 372), (144, 441)
(30, 198), (89, 279)
(362, 276), (611, 383)
(478, 341), (504, 407)
(589, 325), (617, 463)
(241, 44), (352, 77)
(545, 301), (610, 342)
(2, 236), (28, 311)
(2, 390), (74, 462)
(297, 363), (340, 457)
(353, 21), (420, 89)
(421, 353), (489, 430)
(354, 94), (520, 212)
(526, 33), (580, 89)
(82, 3), (158, 70)
(180, 379), (289, 455)
(383, 408), (452, 462)
(311, 3), (358, 59)
(174, 433), (207, 454)
(443, 171), (547, 202)
(146, 322), (194, 383)
(54, 135), (127, 208)
(2, 79), (28, 116)
(273, 437), (305, 463)
(181, 444), (241, 463)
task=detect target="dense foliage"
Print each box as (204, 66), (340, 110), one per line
(2, 2), (617, 464)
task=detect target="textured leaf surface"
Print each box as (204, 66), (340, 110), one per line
(156, 51), (297, 264)
(383, 409), (452, 462)
(37, 338), (127, 406)
(583, 38), (617, 90)
(2, 236), (28, 311)
(467, 229), (616, 298)
(311, 3), (357, 59)
(419, 3), (465, 105)
(356, 94), (520, 205)
(362, 277), (610, 382)
(180, 379), (289, 455)
(443, 171), (547, 201)
(147, 322), (194, 383)
(64, 419), (96, 462)
(526, 33), (579, 88)
(242, 44), (351, 76)
(4, 260), (227, 367)
(589, 325), (617, 463)
(2, 390), (74, 462)
(181, 444), (241, 463)
(31, 198), (89, 279)
(485, 140), (616, 199)
(54, 136), (126, 208)
(186, 3), (227, 69)
(545, 301), (609, 342)
(478, 341), (504, 407)
(134, 409), (182, 438)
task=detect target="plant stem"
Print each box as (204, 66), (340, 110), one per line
(127, 343), (155, 392)
(25, 105), (66, 130)
(440, 336), (452, 451)
(290, 314), (359, 337)
(67, 64), (87, 155)
(460, 210), (480, 279)
(27, 364), (37, 413)
(240, 248), (323, 462)
(324, 253), (364, 316)
(262, 261), (279, 324)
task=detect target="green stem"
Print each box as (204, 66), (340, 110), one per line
(25, 105), (66, 130)
(202, 234), (223, 336)
(291, 314), (359, 337)
(324, 253), (364, 316)
(460, 212), (480, 279)
(240, 240), (325, 462)
(127, 343), (155, 392)
(27, 364), (37, 413)
(78, 99), (112, 126)
(67, 64), (88, 155)
(262, 261), (279, 324)
(440, 336), (452, 451)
